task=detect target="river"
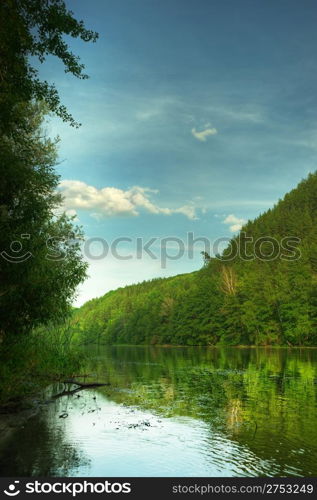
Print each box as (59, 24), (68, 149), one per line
(0, 346), (316, 476)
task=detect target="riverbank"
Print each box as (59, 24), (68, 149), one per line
(0, 329), (84, 408)
(80, 342), (317, 349)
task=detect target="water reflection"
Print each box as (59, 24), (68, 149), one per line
(0, 346), (316, 476)
(0, 406), (89, 476)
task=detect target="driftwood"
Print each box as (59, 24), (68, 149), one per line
(50, 379), (110, 402)
(52, 386), (83, 400)
(63, 378), (109, 388)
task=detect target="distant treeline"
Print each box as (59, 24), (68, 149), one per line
(73, 173), (317, 346)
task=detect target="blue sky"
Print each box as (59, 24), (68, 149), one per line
(39, 0), (317, 305)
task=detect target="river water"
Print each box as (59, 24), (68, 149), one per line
(0, 346), (316, 476)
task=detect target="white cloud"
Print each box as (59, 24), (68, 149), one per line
(174, 204), (197, 220)
(230, 223), (244, 232)
(191, 126), (218, 142)
(59, 180), (197, 220)
(223, 214), (246, 232)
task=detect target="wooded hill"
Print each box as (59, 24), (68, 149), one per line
(73, 173), (317, 346)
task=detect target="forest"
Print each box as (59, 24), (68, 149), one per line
(74, 172), (317, 347)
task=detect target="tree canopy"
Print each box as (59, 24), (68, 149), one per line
(0, 102), (88, 335)
(0, 0), (98, 129)
(0, 1), (97, 337)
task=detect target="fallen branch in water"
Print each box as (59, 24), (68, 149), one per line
(51, 386), (83, 400)
(49, 379), (110, 402)
(63, 379), (109, 388)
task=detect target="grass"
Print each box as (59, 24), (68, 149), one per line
(0, 325), (84, 408)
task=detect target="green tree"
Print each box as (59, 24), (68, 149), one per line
(0, 0), (98, 130)
(0, 102), (88, 336)
(0, 0), (98, 338)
